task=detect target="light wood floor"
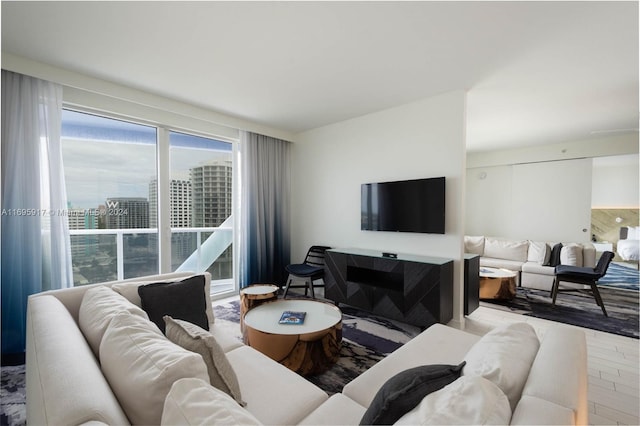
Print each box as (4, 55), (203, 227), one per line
(465, 306), (639, 426)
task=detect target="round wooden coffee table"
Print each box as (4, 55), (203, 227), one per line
(479, 267), (517, 300)
(243, 299), (342, 376)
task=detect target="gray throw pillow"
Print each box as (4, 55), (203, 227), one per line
(360, 362), (466, 425)
(164, 316), (246, 406)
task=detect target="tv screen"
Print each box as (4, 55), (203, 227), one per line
(361, 177), (445, 234)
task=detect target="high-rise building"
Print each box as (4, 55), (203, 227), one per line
(67, 208), (99, 230)
(104, 197), (149, 229)
(149, 179), (192, 228)
(191, 161), (232, 227)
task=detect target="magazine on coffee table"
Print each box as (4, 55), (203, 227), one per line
(279, 310), (306, 325)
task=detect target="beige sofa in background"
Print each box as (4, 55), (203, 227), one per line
(465, 236), (596, 291)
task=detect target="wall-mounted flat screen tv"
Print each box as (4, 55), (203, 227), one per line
(361, 176), (445, 234)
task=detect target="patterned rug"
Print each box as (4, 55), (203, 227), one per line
(1, 365), (26, 426)
(482, 286), (639, 339)
(598, 262), (640, 291)
(212, 298), (421, 395)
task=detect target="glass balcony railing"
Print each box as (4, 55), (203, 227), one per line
(69, 221), (234, 295)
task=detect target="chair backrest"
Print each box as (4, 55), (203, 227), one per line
(304, 246), (331, 267)
(594, 251), (615, 278)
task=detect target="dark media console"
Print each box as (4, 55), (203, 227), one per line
(324, 248), (453, 328)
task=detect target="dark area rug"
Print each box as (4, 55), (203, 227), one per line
(482, 286), (639, 339)
(213, 299), (421, 395)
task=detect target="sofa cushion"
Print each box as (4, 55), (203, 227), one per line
(299, 394), (367, 426)
(100, 312), (209, 425)
(511, 395), (575, 425)
(343, 324), (479, 408)
(560, 243), (583, 266)
(161, 378), (261, 426)
(138, 275), (209, 334)
(480, 257), (525, 272)
(112, 272), (215, 327)
(545, 243), (563, 267)
(464, 235), (485, 255)
(395, 376), (512, 425)
(225, 345), (328, 425)
(463, 322), (540, 410)
(484, 238), (529, 262)
(164, 316), (245, 405)
(78, 285), (149, 357)
(360, 362), (466, 425)
(527, 241), (550, 264)
(522, 262), (555, 276)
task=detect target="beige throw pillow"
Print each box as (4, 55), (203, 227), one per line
(462, 322), (540, 410)
(100, 313), (209, 425)
(395, 376), (511, 425)
(164, 316), (245, 406)
(560, 243), (583, 266)
(78, 285), (149, 357)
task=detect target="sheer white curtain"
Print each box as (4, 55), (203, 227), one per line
(1, 70), (72, 357)
(239, 131), (291, 288)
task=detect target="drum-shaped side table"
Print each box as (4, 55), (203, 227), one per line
(479, 267), (517, 300)
(240, 284), (279, 338)
(243, 299), (342, 376)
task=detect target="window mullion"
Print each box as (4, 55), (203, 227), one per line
(157, 127), (171, 273)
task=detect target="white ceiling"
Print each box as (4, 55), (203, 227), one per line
(2, 1), (638, 152)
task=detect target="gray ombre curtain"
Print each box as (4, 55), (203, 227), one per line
(1, 70), (73, 357)
(239, 131), (291, 288)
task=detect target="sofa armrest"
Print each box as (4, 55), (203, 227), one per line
(26, 295), (130, 426)
(515, 326), (588, 425)
(581, 243), (596, 268)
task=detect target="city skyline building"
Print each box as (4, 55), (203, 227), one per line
(149, 179), (192, 228)
(104, 197), (150, 229)
(191, 160), (232, 227)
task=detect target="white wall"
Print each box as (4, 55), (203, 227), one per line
(465, 134), (639, 243)
(466, 159), (593, 242)
(592, 154), (640, 208)
(292, 91), (467, 324)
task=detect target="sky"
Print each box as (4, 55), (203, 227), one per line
(61, 110), (232, 209)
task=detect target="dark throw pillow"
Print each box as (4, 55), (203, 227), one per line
(545, 243), (563, 267)
(359, 362), (466, 425)
(137, 275), (209, 334)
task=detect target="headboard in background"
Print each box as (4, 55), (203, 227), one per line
(591, 208), (640, 245)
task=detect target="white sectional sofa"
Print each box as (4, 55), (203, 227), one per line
(27, 272), (588, 425)
(465, 235), (596, 291)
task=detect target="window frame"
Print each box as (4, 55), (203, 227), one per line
(61, 103), (240, 299)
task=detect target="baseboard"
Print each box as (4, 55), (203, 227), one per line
(1, 352), (25, 366)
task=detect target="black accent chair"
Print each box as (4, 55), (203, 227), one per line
(283, 246), (331, 299)
(551, 251), (615, 316)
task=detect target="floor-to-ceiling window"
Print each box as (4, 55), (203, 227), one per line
(61, 109), (236, 295)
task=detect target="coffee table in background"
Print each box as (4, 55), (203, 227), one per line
(479, 267), (517, 300)
(243, 299), (342, 375)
